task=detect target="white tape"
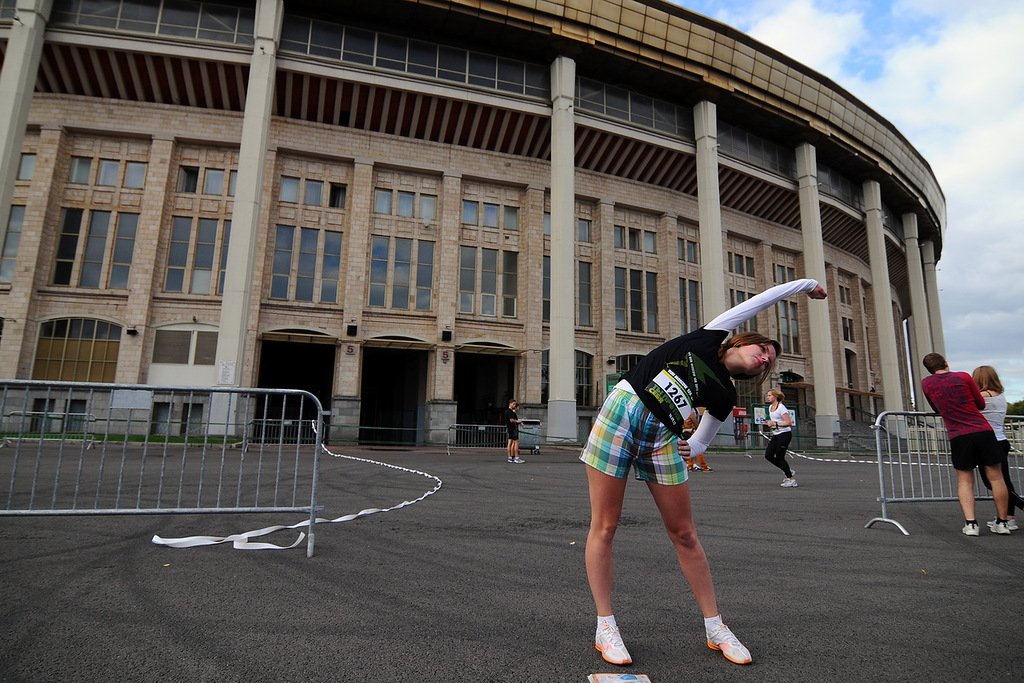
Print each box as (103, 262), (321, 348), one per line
(152, 441), (443, 551)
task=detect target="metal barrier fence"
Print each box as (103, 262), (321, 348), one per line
(447, 424), (507, 455)
(445, 422), (546, 456)
(865, 411), (1024, 535)
(0, 380), (325, 556)
(445, 422), (545, 456)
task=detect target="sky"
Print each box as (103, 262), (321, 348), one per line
(668, 0), (1024, 403)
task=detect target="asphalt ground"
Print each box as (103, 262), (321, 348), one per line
(2, 444), (1021, 682)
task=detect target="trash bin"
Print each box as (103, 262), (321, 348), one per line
(519, 419), (542, 454)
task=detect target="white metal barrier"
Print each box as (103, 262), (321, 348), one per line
(0, 380), (325, 557)
(445, 421), (545, 455)
(446, 424), (507, 455)
(865, 411), (1023, 535)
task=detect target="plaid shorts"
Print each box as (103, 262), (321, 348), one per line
(579, 383), (688, 485)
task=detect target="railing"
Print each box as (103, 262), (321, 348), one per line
(445, 421), (546, 456)
(865, 411), (1023, 535)
(0, 380), (325, 557)
(446, 424), (507, 456)
(2, 411), (97, 448)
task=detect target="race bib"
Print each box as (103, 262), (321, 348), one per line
(647, 368), (694, 429)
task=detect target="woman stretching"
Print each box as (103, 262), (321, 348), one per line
(764, 388), (797, 487)
(581, 279), (827, 667)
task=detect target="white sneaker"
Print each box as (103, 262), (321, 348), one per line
(595, 623), (632, 665)
(512, 456), (526, 464)
(988, 520), (1013, 535)
(962, 523), (980, 537)
(987, 519), (1019, 532)
(706, 623), (752, 665)
(780, 478), (798, 488)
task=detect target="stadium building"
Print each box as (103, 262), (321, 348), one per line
(0, 0), (946, 446)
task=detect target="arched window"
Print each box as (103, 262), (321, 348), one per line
(32, 318), (121, 382)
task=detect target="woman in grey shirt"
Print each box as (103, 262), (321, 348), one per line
(972, 365), (1022, 530)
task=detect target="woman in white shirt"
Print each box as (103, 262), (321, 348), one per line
(763, 388), (797, 487)
(972, 365), (1022, 530)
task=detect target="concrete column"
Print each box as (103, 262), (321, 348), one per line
(693, 101), (727, 317)
(597, 199), (617, 400)
(660, 213), (681, 335)
(0, 124), (61, 378)
(921, 239), (946, 356)
(795, 143), (839, 445)
(545, 55), (577, 444)
(863, 180), (903, 412)
(338, 158), (374, 387)
(325, 157), (374, 441)
(432, 171), (462, 402)
(214, 0), (283, 387)
(902, 213), (931, 407)
(522, 184), (546, 405)
(0, 0), (53, 251)
(118, 136), (175, 383)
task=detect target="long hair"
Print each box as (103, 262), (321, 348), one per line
(971, 365), (1004, 394)
(767, 388), (785, 404)
(718, 332), (781, 384)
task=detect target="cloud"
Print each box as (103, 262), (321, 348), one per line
(743, 0), (868, 77)
(850, 8), (1024, 397)
(670, 1), (1024, 398)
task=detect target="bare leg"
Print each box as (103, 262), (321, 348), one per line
(647, 480), (719, 617)
(982, 463), (1010, 519)
(956, 469), (976, 521)
(585, 466), (628, 616)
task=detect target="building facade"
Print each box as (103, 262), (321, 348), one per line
(0, 0), (946, 445)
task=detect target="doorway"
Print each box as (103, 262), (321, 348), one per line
(453, 352), (515, 424)
(257, 340), (336, 434)
(359, 347), (428, 444)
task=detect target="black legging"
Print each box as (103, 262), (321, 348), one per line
(764, 431), (794, 478)
(977, 440), (1024, 512)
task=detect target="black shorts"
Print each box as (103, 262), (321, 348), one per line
(507, 427), (519, 440)
(949, 430), (1003, 471)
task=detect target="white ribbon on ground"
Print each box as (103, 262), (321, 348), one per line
(152, 443), (443, 551)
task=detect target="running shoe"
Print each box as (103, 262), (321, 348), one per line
(987, 519), (1019, 532)
(961, 523), (980, 537)
(699, 465), (713, 471)
(511, 456), (526, 464)
(988, 520), (1012, 535)
(595, 623), (632, 665)
(706, 623), (752, 665)
(780, 478), (798, 488)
